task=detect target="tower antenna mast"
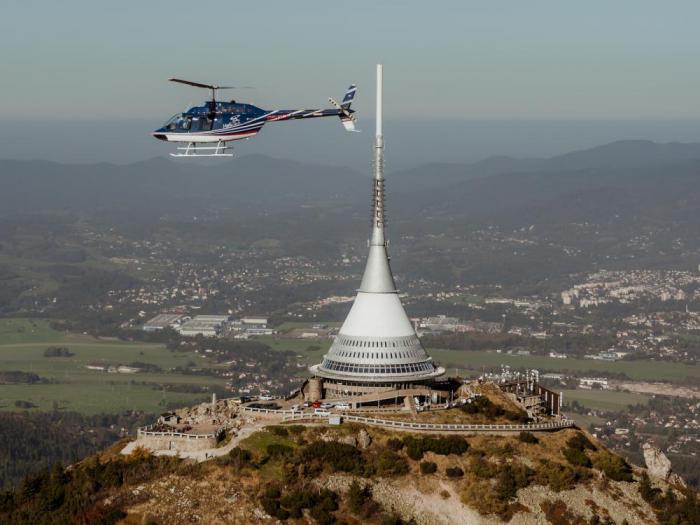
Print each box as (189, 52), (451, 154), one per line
(372, 64), (385, 247)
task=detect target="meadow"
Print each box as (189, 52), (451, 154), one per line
(0, 319), (225, 414)
(261, 333), (699, 383)
(428, 348), (700, 383)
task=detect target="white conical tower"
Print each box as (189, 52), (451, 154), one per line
(310, 65), (444, 385)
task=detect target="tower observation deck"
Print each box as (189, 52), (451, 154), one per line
(309, 65), (445, 399)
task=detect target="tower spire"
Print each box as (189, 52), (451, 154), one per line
(359, 63), (396, 293)
(309, 64), (444, 391)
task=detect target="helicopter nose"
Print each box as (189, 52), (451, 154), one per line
(152, 132), (168, 141)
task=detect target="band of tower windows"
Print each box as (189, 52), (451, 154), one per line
(319, 359), (436, 376)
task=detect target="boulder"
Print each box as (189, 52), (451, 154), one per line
(643, 443), (685, 486)
(320, 432), (358, 447)
(357, 428), (372, 449)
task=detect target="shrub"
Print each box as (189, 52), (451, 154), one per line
(593, 452), (632, 482)
(564, 446), (591, 468)
(402, 435), (469, 460)
(567, 433), (596, 452)
(267, 486), (340, 522)
(375, 449), (409, 476)
(300, 441), (365, 475)
(496, 465), (518, 501)
(267, 426), (289, 437)
(472, 458), (498, 479)
(518, 431), (539, 444)
(314, 489), (339, 512)
(540, 500), (579, 524)
(420, 461), (437, 474)
(260, 496), (280, 517)
(405, 439), (424, 461)
(263, 486), (281, 500)
(219, 447), (253, 469)
(638, 472), (659, 502)
(379, 514), (407, 525)
(424, 436), (469, 456)
(506, 411), (531, 423)
(286, 425), (306, 435)
(534, 460), (590, 492)
(445, 466), (464, 478)
(386, 438), (404, 451)
(347, 481), (381, 518)
(347, 481), (371, 514)
(43, 346), (74, 358)
(511, 463), (535, 491)
(266, 443), (294, 459)
(309, 507), (333, 525)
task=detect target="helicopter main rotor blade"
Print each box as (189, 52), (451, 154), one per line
(168, 79), (251, 90)
(168, 78), (216, 90)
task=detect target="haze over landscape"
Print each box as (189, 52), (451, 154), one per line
(1, 2), (700, 525)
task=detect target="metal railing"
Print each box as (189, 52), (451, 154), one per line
(281, 412), (574, 432)
(241, 406), (297, 415)
(137, 425), (218, 440)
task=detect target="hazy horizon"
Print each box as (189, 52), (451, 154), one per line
(3, 117), (700, 169)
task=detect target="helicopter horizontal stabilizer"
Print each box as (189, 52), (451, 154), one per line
(329, 84), (359, 132)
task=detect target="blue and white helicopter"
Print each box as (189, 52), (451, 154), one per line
(152, 78), (358, 157)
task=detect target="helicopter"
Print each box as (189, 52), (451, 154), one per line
(152, 78), (358, 157)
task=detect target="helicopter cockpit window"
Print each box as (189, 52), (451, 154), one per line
(163, 114), (191, 131)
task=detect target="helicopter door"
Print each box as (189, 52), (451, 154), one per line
(199, 117), (212, 131)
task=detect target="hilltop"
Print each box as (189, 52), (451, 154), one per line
(2, 387), (697, 525)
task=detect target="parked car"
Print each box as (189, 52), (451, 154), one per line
(314, 409), (331, 417)
(335, 403), (350, 410)
(320, 402), (334, 409)
(259, 395), (274, 401)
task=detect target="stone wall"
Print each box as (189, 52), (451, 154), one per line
(135, 429), (218, 453)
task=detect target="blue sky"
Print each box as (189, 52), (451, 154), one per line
(2, 1), (700, 164)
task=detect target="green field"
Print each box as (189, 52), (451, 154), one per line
(428, 348), (700, 383)
(570, 413), (607, 430)
(256, 335), (330, 362)
(0, 319), (225, 414)
(261, 335), (699, 383)
(561, 388), (650, 412)
(274, 321), (342, 333)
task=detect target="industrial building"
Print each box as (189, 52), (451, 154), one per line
(177, 315), (230, 338)
(142, 312), (184, 332)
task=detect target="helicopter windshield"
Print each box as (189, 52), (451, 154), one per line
(163, 114), (192, 131)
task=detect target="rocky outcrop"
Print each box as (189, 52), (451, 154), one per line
(643, 442), (686, 487)
(357, 428), (372, 449)
(320, 428), (373, 449)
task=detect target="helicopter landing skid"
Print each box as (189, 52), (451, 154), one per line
(170, 141), (233, 158)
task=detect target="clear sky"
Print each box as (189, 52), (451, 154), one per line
(2, 1), (700, 164)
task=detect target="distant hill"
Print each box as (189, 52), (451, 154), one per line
(389, 140), (700, 191)
(0, 154), (364, 215)
(2, 140), (700, 216)
(0, 141), (700, 286)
